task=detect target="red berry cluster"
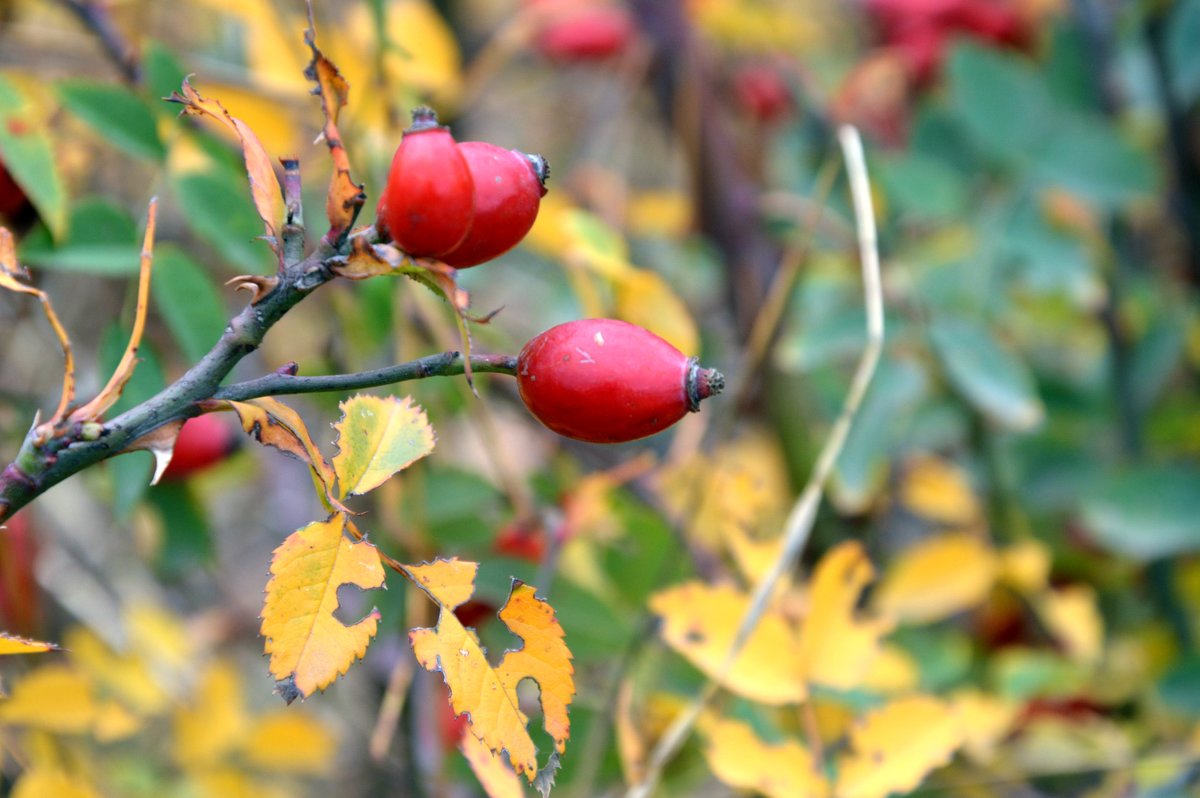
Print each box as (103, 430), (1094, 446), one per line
(377, 107), (549, 269)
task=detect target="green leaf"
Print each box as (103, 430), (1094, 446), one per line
(142, 40), (189, 117)
(1156, 655), (1200, 718)
(152, 246), (228, 363)
(331, 395), (435, 498)
(58, 80), (164, 161)
(19, 198), (141, 274)
(171, 170), (274, 273)
(1081, 466), (1200, 559)
(947, 42), (1053, 162)
(1168, 0), (1200, 105)
(929, 316), (1044, 431)
(1030, 112), (1156, 209)
(878, 153), (968, 220)
(0, 75), (67, 238)
(147, 482), (214, 572)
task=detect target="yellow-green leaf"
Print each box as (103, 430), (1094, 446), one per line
(836, 695), (964, 798)
(407, 559), (574, 781)
(872, 532), (999, 624)
(699, 715), (830, 798)
(12, 768), (101, 798)
(649, 581), (807, 705)
(260, 513), (385, 702)
(332, 394), (435, 498)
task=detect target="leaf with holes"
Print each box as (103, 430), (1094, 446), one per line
(260, 513), (385, 703)
(332, 395), (435, 498)
(406, 558), (574, 782)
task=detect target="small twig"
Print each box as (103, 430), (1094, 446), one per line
(280, 158), (305, 266)
(624, 125), (884, 798)
(58, 0), (140, 84)
(213, 353), (517, 402)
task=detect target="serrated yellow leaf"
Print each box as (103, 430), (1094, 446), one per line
(407, 560), (574, 781)
(0, 665), (95, 733)
(649, 581), (807, 705)
(11, 768), (101, 798)
(999, 539), (1051, 595)
(898, 455), (981, 526)
(461, 730), (526, 798)
(1034, 585), (1104, 664)
(261, 513), (386, 701)
(797, 542), (892, 690)
(0, 633), (58, 655)
(952, 689), (1018, 764)
(172, 660), (248, 768)
(332, 394), (435, 498)
(64, 627), (169, 715)
(699, 715), (830, 798)
(241, 711), (336, 775)
(613, 269), (699, 355)
(836, 695), (964, 798)
(872, 532), (999, 624)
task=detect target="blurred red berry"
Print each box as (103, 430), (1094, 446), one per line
(535, 4), (636, 62)
(0, 512), (39, 635)
(493, 518), (547, 563)
(160, 413), (240, 482)
(732, 63), (795, 125)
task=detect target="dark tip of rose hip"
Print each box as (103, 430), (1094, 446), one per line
(523, 152), (550, 193)
(685, 359), (725, 412)
(407, 106), (441, 132)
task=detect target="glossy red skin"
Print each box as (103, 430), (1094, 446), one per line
(0, 161), (27, 217)
(732, 64), (794, 124)
(517, 319), (692, 443)
(379, 122), (475, 257)
(535, 5), (635, 62)
(440, 143), (546, 268)
(160, 413), (240, 482)
(0, 512), (39, 635)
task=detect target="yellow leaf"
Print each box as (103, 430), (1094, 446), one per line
(0, 633), (58, 655)
(64, 627), (169, 715)
(189, 767), (293, 798)
(241, 711), (336, 775)
(524, 192), (577, 260)
(691, 0), (821, 52)
(999, 539), (1051, 595)
(626, 190), (692, 238)
(699, 715), (830, 798)
(951, 689), (1018, 764)
(260, 513), (386, 702)
(332, 394), (435, 498)
(382, 1), (464, 107)
(407, 559), (574, 780)
(93, 700), (141, 742)
(11, 768), (101, 798)
(836, 695), (964, 798)
(860, 644), (921, 694)
(872, 532), (1000, 624)
(613, 269), (700, 355)
(649, 581), (807, 705)
(796, 542), (892, 690)
(125, 602), (194, 675)
(898, 455), (981, 526)
(0, 665), (95, 733)
(461, 730), (527, 798)
(614, 681), (645, 786)
(172, 660), (248, 768)
(1034, 585), (1104, 664)
(194, 83), (304, 159)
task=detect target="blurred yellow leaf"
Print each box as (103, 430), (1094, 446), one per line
(92, 700), (141, 742)
(952, 689), (1018, 764)
(691, 0), (821, 52)
(11, 768), (101, 798)
(524, 192), (577, 260)
(1035, 585), (1104, 664)
(699, 715), (830, 798)
(172, 660), (248, 768)
(797, 542), (892, 690)
(649, 581), (807, 705)
(872, 532), (999, 624)
(195, 83), (303, 158)
(125, 602), (193, 675)
(461, 730), (526, 798)
(241, 711), (336, 776)
(836, 695), (964, 798)
(63, 627), (169, 715)
(260, 513), (386, 701)
(614, 681), (646, 786)
(563, 209), (633, 279)
(626, 190), (692, 238)
(189, 767), (293, 798)
(0, 665), (95, 734)
(999, 539), (1051, 595)
(898, 455), (981, 526)
(0, 633), (58, 655)
(407, 559), (574, 780)
(332, 394), (435, 498)
(613, 268), (700, 355)
(860, 644), (920, 694)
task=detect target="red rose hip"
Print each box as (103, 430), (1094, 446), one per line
(534, 4), (635, 62)
(160, 413), (240, 482)
(378, 107), (475, 257)
(440, 142), (548, 268)
(516, 319), (724, 443)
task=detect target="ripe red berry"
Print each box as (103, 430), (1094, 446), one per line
(439, 143), (548, 268)
(492, 517), (548, 562)
(160, 413), (240, 482)
(535, 4), (636, 62)
(378, 107), (475, 258)
(732, 63), (795, 125)
(516, 319), (724, 443)
(0, 161), (28, 217)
